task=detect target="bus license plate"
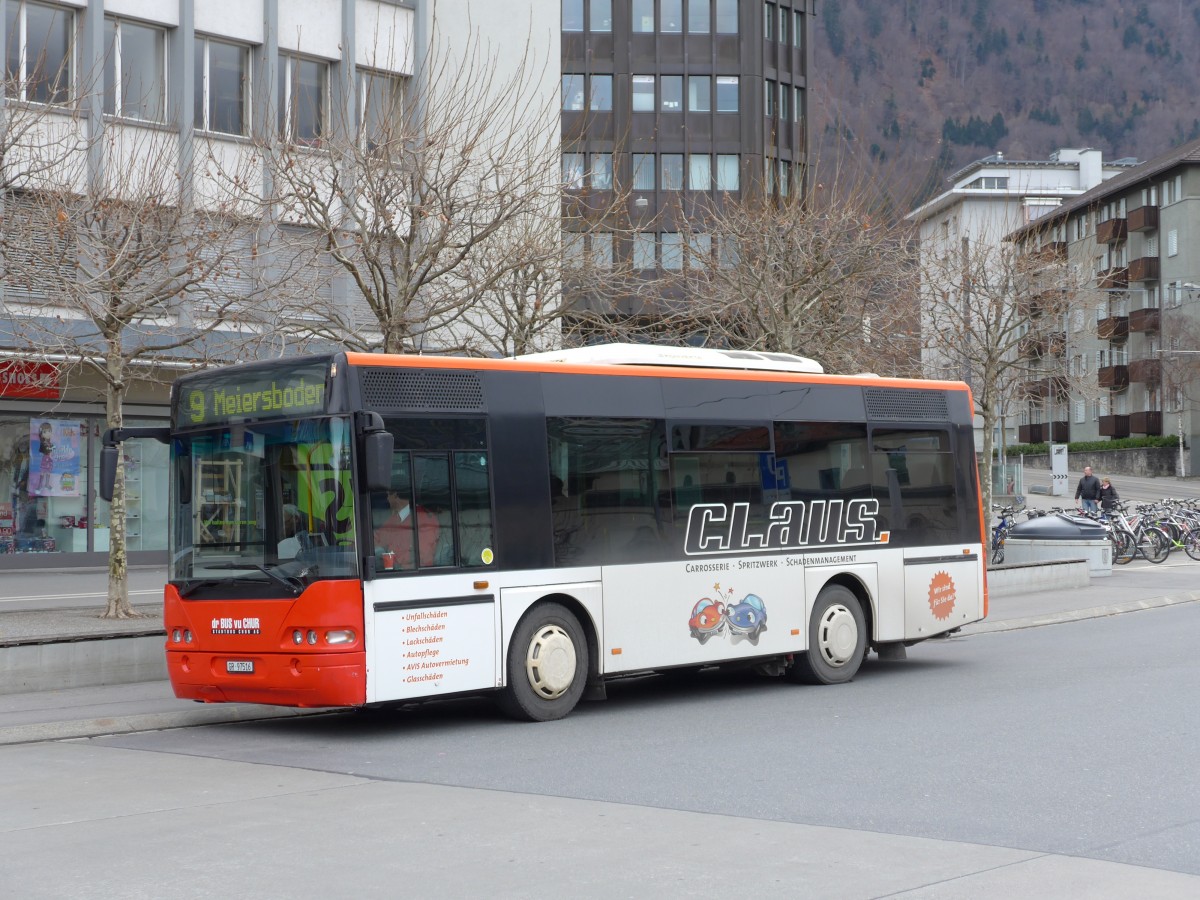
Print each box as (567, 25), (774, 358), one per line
(226, 660), (254, 674)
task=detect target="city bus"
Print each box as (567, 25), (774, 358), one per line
(100, 345), (986, 722)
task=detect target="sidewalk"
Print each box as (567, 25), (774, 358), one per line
(3, 561), (1199, 746)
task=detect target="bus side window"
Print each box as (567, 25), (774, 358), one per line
(454, 451), (493, 567)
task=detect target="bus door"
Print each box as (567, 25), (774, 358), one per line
(871, 427), (983, 636)
(362, 422), (502, 703)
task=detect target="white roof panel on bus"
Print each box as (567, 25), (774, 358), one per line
(514, 343), (824, 374)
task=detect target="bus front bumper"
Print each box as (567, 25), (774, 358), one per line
(167, 649), (366, 708)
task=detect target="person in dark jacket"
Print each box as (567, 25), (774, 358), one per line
(1075, 466), (1101, 513)
(1099, 477), (1119, 513)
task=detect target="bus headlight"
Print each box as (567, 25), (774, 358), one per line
(293, 630), (304, 645)
(172, 629), (181, 643)
(325, 630), (356, 645)
(183, 630), (193, 643)
(306, 630), (318, 645)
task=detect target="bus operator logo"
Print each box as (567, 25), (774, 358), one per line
(683, 499), (886, 556)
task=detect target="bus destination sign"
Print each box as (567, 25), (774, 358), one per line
(175, 360), (329, 428)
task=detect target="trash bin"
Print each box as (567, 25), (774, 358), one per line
(1003, 513), (1112, 577)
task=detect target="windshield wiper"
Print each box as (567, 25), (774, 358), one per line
(205, 562), (305, 597)
(178, 578), (223, 599)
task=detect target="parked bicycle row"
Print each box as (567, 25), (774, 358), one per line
(989, 498), (1200, 565)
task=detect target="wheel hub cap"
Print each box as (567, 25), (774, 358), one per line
(525, 625), (577, 699)
(818, 605), (858, 667)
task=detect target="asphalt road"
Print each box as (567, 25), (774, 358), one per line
(2, 600), (1194, 897)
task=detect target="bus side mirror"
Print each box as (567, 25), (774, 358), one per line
(99, 446), (119, 502)
(364, 431), (394, 492)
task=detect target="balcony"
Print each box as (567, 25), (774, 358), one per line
(1096, 316), (1129, 341)
(1097, 267), (1129, 290)
(1018, 423), (1045, 443)
(1129, 410), (1163, 435)
(1047, 421), (1070, 442)
(1095, 217), (1128, 244)
(1097, 365), (1129, 389)
(1098, 415), (1130, 438)
(1128, 307), (1161, 332)
(1024, 375), (1069, 398)
(1127, 256), (1160, 281)
(1128, 357), (1162, 384)
(1127, 205), (1159, 232)
(1030, 241), (1067, 262)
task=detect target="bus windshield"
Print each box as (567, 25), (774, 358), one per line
(170, 417), (359, 592)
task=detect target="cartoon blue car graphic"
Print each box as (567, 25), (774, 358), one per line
(725, 594), (768, 645)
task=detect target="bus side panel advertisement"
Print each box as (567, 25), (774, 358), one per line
(601, 560), (811, 673)
(367, 590), (497, 701)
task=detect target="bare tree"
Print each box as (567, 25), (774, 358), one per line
(1, 122), (269, 617)
(666, 173), (920, 375)
(919, 232), (1088, 514)
(264, 24), (562, 354)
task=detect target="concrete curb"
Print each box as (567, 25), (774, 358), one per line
(4, 592), (1199, 746)
(961, 590), (1200, 635)
(0, 701), (333, 746)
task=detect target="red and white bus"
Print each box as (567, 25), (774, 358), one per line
(102, 345), (986, 721)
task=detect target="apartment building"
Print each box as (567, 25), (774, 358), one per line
(1008, 136), (1200, 474)
(560, 0), (812, 323)
(906, 148), (1136, 448)
(0, 0), (558, 569)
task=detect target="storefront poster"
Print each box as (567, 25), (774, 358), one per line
(29, 419), (82, 497)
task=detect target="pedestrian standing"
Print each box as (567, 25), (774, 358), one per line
(1075, 465), (1101, 513)
(1099, 477), (1119, 512)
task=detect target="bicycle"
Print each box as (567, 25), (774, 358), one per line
(989, 502), (1024, 565)
(1107, 503), (1170, 564)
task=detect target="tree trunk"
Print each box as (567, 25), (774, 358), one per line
(102, 356), (139, 619)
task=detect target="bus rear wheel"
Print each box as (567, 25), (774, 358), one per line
(788, 585), (866, 686)
(498, 602), (588, 722)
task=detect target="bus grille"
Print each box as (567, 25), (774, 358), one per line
(864, 387), (949, 421)
(360, 368), (485, 411)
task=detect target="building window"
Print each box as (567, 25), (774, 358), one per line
(1167, 228), (1178, 257)
(661, 0), (682, 32)
(278, 53), (328, 144)
(590, 152), (612, 189)
(688, 154), (711, 190)
(358, 70), (404, 149)
(687, 233), (712, 267)
(591, 0), (612, 32)
(590, 74), (613, 110)
(688, 0), (711, 32)
(590, 233), (614, 269)
(661, 153), (683, 191)
(793, 9), (803, 47)
(688, 75), (710, 112)
(632, 0), (654, 33)
(661, 232), (683, 270)
(778, 82), (789, 120)
(5, 1), (73, 104)
(779, 5), (788, 42)
(764, 79), (775, 117)
(632, 153), (655, 190)
(764, 3), (775, 39)
(632, 74), (655, 111)
(562, 0), (583, 31)
(661, 75), (682, 111)
(717, 234), (739, 268)
(562, 152), (585, 189)
(715, 0), (739, 33)
(195, 37), (249, 135)
(779, 161), (789, 197)
(633, 232), (655, 269)
(715, 76), (738, 112)
(715, 154), (739, 191)
(793, 85), (802, 121)
(562, 74), (584, 110)
(104, 18), (166, 122)
(563, 231), (585, 268)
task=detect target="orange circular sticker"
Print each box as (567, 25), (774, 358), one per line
(928, 571), (956, 621)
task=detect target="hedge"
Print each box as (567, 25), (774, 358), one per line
(997, 435), (1183, 457)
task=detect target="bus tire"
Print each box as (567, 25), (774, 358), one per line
(498, 602), (588, 722)
(788, 585), (866, 686)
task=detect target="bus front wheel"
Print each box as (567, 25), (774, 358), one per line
(498, 602), (588, 722)
(788, 585), (866, 685)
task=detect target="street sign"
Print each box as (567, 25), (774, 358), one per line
(1050, 443), (1068, 497)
